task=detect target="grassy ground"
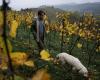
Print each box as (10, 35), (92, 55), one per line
(0, 24), (100, 80)
(9, 27), (100, 80)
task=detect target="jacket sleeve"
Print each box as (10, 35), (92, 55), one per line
(30, 20), (37, 41)
(30, 20), (37, 33)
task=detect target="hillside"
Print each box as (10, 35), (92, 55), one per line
(1, 2), (100, 21)
(55, 2), (100, 15)
(23, 6), (65, 22)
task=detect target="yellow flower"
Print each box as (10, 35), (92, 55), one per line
(98, 46), (100, 51)
(1, 66), (8, 70)
(0, 36), (12, 54)
(9, 20), (18, 38)
(10, 52), (28, 65)
(96, 49), (99, 52)
(77, 43), (82, 48)
(24, 60), (34, 67)
(79, 29), (85, 37)
(0, 11), (3, 27)
(96, 46), (100, 52)
(32, 69), (51, 80)
(0, 56), (8, 70)
(40, 50), (51, 61)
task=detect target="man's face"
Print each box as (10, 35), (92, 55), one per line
(38, 13), (45, 21)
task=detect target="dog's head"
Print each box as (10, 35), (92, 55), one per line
(53, 54), (65, 65)
(84, 76), (91, 80)
(84, 70), (93, 80)
(53, 56), (60, 64)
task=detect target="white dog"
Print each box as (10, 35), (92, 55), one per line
(56, 52), (89, 78)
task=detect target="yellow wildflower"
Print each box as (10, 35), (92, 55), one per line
(40, 50), (51, 61)
(77, 43), (82, 48)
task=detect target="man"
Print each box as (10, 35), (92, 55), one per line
(31, 10), (46, 52)
(54, 52), (91, 80)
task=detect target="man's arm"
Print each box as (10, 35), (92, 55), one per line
(30, 20), (36, 33)
(36, 20), (39, 42)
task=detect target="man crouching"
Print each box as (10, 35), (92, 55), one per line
(54, 52), (91, 80)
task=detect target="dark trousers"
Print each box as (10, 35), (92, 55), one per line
(38, 34), (44, 53)
(33, 31), (44, 53)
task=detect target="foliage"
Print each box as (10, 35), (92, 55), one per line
(0, 9), (100, 80)
(0, 36), (12, 54)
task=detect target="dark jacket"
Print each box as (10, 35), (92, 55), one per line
(31, 19), (45, 50)
(31, 19), (45, 37)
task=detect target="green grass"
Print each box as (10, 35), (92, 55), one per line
(2, 23), (99, 80)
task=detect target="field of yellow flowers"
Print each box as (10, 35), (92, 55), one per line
(0, 10), (100, 80)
